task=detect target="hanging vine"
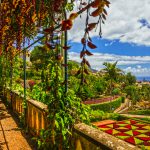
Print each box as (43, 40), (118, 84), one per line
(76, 0), (110, 100)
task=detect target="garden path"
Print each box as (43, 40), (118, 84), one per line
(0, 99), (35, 150)
(114, 98), (130, 113)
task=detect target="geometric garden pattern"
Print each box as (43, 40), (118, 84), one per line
(98, 120), (150, 150)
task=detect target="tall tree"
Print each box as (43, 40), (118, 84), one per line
(125, 72), (136, 85)
(102, 61), (123, 95)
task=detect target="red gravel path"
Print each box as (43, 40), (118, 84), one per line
(0, 99), (36, 150)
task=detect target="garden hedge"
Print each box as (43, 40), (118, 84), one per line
(128, 109), (150, 115)
(89, 97), (123, 112)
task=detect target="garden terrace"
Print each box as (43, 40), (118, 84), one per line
(1, 89), (148, 150)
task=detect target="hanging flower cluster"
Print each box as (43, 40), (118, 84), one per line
(76, 0), (110, 85)
(0, 0), (67, 56)
(0, 0), (110, 58)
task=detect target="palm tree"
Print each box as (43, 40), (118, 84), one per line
(102, 61), (123, 112)
(102, 61), (123, 95)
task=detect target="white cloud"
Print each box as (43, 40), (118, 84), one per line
(69, 52), (150, 76)
(137, 65), (142, 69)
(69, 0), (150, 46)
(124, 66), (150, 77)
(105, 40), (116, 46)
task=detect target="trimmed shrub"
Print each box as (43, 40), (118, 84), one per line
(89, 97), (122, 112)
(128, 110), (150, 115)
(121, 96), (125, 103)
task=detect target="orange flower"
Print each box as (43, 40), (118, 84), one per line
(69, 13), (78, 20)
(91, 7), (103, 17)
(61, 19), (73, 31)
(91, 0), (101, 8)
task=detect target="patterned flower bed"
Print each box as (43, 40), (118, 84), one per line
(98, 119), (150, 150)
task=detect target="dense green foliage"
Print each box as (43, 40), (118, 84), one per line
(125, 72), (136, 85)
(68, 61), (107, 100)
(140, 84), (150, 101)
(125, 85), (141, 104)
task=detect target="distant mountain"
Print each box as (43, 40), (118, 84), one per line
(136, 76), (150, 82)
(68, 60), (80, 65)
(90, 68), (98, 73)
(68, 60), (98, 73)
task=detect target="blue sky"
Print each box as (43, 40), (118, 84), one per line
(68, 0), (150, 77)
(70, 38), (150, 56)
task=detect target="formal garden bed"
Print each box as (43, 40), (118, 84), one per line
(96, 119), (150, 150)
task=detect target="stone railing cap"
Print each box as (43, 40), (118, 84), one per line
(27, 99), (48, 111)
(74, 123), (141, 150)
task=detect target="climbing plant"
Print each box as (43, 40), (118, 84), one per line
(29, 34), (89, 149)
